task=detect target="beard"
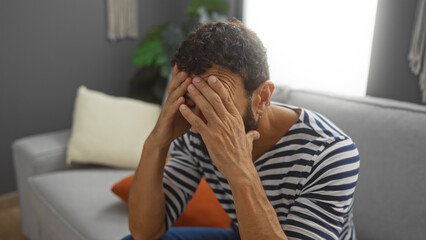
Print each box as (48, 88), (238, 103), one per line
(196, 101), (258, 157)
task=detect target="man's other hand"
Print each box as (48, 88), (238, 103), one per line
(147, 65), (192, 149)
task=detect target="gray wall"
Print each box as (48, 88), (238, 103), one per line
(0, 0), (186, 196)
(0, 0), (420, 196)
(367, 0), (423, 104)
(0, 0), (242, 196)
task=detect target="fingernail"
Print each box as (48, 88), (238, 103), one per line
(254, 132), (260, 140)
(180, 104), (187, 110)
(208, 76), (217, 84)
(193, 77), (201, 83)
(188, 84), (195, 92)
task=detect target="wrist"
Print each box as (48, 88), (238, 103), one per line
(142, 135), (171, 161)
(145, 131), (172, 151)
(226, 163), (259, 188)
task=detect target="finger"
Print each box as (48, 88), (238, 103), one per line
(179, 104), (208, 134)
(167, 77), (191, 104)
(171, 64), (178, 78)
(169, 65), (181, 92)
(192, 76), (228, 118)
(183, 93), (196, 109)
(207, 75), (239, 115)
(186, 83), (220, 122)
(162, 96), (185, 120)
(246, 130), (260, 143)
(162, 77), (191, 121)
(168, 71), (189, 95)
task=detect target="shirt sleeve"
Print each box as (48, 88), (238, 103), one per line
(163, 134), (202, 229)
(283, 138), (360, 240)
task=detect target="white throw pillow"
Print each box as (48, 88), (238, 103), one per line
(66, 86), (161, 168)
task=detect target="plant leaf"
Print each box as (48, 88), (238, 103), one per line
(133, 39), (167, 67)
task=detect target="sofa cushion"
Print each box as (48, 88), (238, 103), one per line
(67, 85), (161, 168)
(272, 87), (426, 239)
(29, 169), (133, 240)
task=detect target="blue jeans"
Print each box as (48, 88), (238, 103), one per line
(122, 224), (240, 240)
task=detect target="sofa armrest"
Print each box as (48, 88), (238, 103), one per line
(12, 129), (71, 175)
(12, 129), (71, 239)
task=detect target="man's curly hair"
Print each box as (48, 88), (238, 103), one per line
(171, 18), (269, 96)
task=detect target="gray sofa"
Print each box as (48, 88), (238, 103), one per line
(13, 86), (426, 240)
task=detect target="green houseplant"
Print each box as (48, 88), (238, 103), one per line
(129, 0), (230, 104)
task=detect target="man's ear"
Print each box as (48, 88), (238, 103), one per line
(252, 81), (275, 112)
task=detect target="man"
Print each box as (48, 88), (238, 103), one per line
(127, 18), (359, 240)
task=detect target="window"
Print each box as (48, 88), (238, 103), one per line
(243, 0), (378, 96)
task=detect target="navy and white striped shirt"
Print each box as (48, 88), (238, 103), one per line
(163, 104), (360, 239)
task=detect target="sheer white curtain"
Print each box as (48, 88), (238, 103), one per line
(243, 0), (378, 96)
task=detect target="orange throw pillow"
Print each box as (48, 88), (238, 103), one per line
(111, 174), (231, 228)
(111, 174), (134, 202)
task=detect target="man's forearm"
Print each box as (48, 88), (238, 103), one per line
(229, 168), (288, 240)
(128, 139), (169, 240)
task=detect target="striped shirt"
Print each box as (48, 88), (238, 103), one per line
(163, 104), (360, 240)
